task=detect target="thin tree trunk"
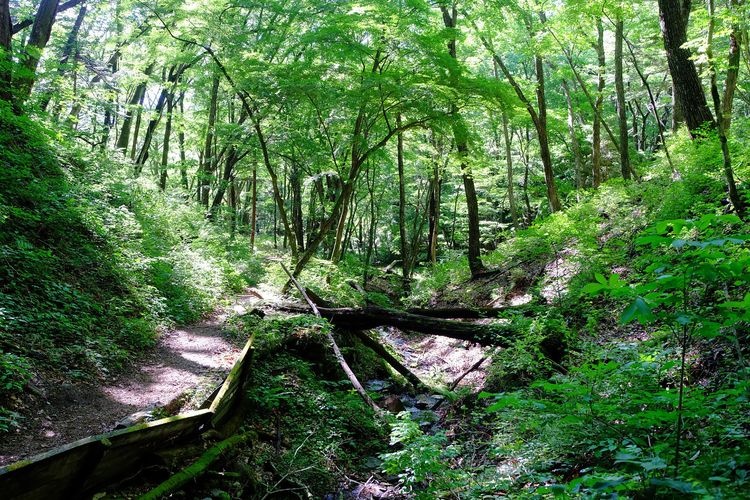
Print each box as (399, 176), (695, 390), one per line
(560, 79), (584, 190)
(720, 0), (742, 132)
(625, 38), (675, 172)
(199, 74), (220, 206)
(615, 15), (631, 180)
(592, 18), (606, 187)
(178, 91), (188, 189)
(428, 136), (442, 264)
(442, 5), (485, 276)
(159, 93), (173, 190)
(397, 114), (409, 284)
(534, 51), (562, 211)
(472, 14), (561, 211)
(117, 64), (152, 153)
(501, 112), (519, 227)
(707, 0), (744, 217)
(250, 165), (257, 251)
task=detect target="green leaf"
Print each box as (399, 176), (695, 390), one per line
(650, 478), (696, 493)
(620, 297), (654, 324)
(582, 283), (606, 295)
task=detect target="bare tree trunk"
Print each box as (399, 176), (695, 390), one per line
(159, 93), (173, 190)
(40, 1), (86, 112)
(625, 38), (675, 172)
(117, 64), (152, 153)
(178, 92), (188, 189)
(0, 0), (12, 103)
(16, 0), (61, 103)
(473, 14), (561, 212)
(721, 0), (742, 131)
(199, 74), (220, 206)
(501, 112), (519, 227)
(707, 0), (744, 217)
(442, 4), (485, 276)
(615, 16), (631, 180)
(592, 18), (605, 188)
(672, 0), (692, 131)
(290, 159), (305, 252)
(428, 134), (442, 264)
(658, 0), (715, 135)
(397, 114), (410, 284)
(250, 165), (257, 251)
(560, 79), (584, 190)
(534, 51), (562, 211)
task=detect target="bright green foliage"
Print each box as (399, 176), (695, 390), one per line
(381, 412), (466, 497)
(0, 103), (260, 394)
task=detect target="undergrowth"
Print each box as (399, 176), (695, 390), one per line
(0, 105), (261, 430)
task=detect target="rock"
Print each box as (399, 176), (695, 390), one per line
(381, 394), (405, 413)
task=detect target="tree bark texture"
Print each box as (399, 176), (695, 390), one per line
(614, 16), (631, 180)
(658, 0), (716, 135)
(17, 0), (61, 103)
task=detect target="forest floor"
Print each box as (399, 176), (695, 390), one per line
(0, 293), (259, 466)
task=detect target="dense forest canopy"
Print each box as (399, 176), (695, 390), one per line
(2, 0), (746, 271)
(0, 0), (749, 497)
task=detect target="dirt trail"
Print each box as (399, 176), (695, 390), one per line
(0, 292), (261, 467)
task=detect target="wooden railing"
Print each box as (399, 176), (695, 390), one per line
(0, 335), (254, 499)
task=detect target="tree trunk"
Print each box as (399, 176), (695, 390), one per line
(40, 2), (86, 112)
(309, 306), (517, 346)
(250, 165), (257, 251)
(721, 1), (742, 132)
(427, 147), (441, 264)
(473, 15), (561, 212)
(135, 83), (170, 175)
(0, 0), (12, 103)
(707, 0), (744, 217)
(116, 63), (153, 153)
(159, 92), (173, 191)
(501, 113), (519, 226)
(16, 0), (61, 103)
(658, 0), (715, 135)
(199, 74), (220, 206)
(209, 147), (239, 218)
(614, 16), (631, 180)
(560, 80), (584, 190)
(290, 159), (305, 252)
(672, 0), (692, 131)
(534, 52), (562, 211)
(178, 92), (188, 189)
(592, 18), (605, 188)
(442, 5), (485, 276)
(397, 114), (409, 284)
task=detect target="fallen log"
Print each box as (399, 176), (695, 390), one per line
(139, 433), (251, 500)
(314, 306), (516, 346)
(353, 330), (429, 391)
(405, 305), (537, 319)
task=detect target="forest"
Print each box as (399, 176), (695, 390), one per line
(0, 0), (749, 497)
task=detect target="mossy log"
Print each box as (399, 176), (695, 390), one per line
(139, 433), (251, 500)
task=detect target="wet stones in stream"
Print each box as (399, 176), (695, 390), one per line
(366, 379), (444, 432)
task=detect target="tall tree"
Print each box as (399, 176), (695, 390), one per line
(441, 3), (485, 276)
(657, 0), (715, 135)
(0, 0), (12, 102)
(16, 0), (61, 103)
(614, 13), (631, 180)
